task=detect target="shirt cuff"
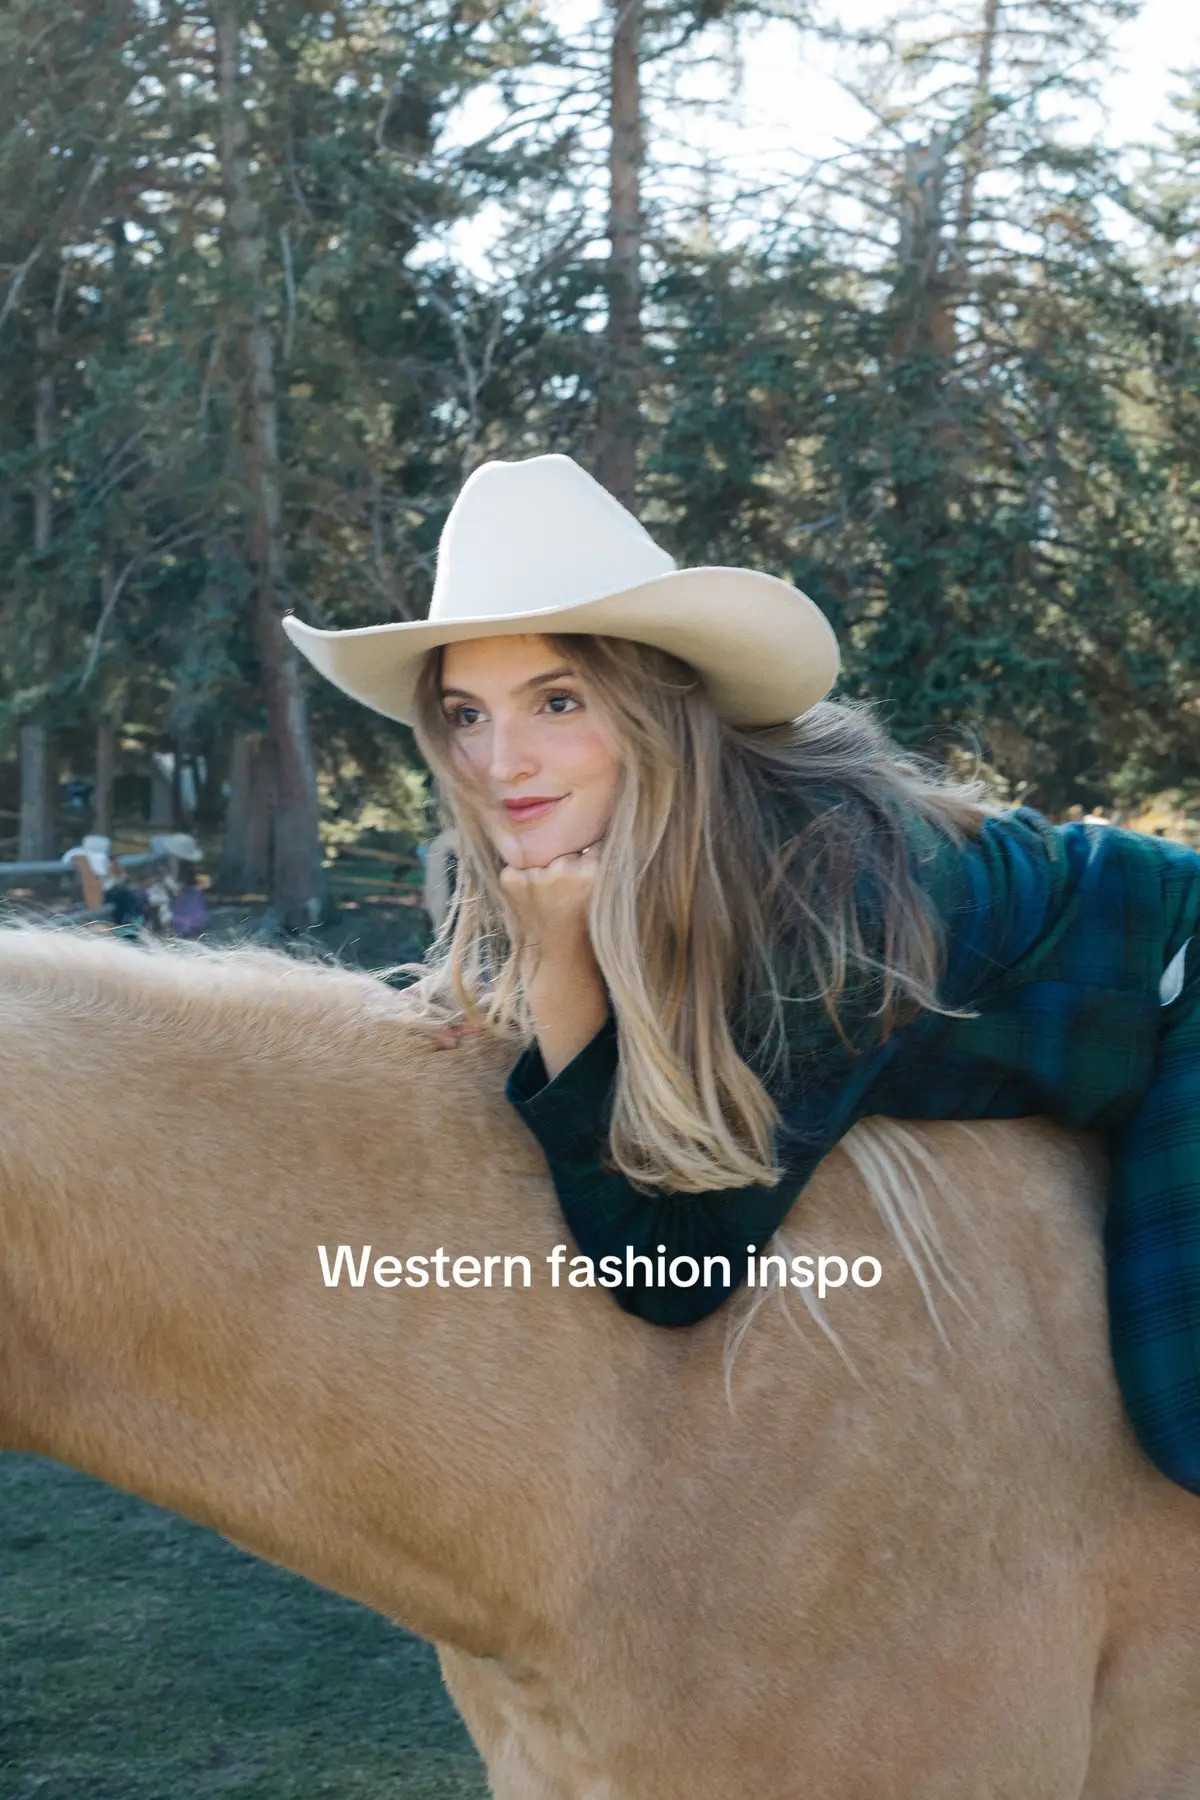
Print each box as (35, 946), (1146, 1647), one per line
(505, 1010), (619, 1157)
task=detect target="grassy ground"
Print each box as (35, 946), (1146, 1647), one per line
(203, 888), (435, 973)
(0, 1456), (489, 1800)
(0, 838), (488, 1799)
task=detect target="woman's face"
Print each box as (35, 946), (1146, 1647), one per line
(439, 634), (623, 869)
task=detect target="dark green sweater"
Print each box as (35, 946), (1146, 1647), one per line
(504, 806), (1200, 1329)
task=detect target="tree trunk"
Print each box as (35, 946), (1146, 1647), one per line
(19, 320), (57, 861)
(33, 321), (54, 555)
(192, 731), (222, 831)
(17, 726), (55, 861)
(890, 137), (956, 364)
(881, 0), (999, 703)
(881, 136), (959, 692)
(170, 742), (185, 825)
(595, 0), (643, 510)
(150, 757), (174, 829)
(93, 724), (116, 838)
(218, 730), (274, 894)
(213, 3), (329, 931)
(955, 0), (1001, 252)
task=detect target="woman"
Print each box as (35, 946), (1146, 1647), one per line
(284, 453), (1200, 1496)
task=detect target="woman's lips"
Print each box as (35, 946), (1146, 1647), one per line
(502, 798), (562, 823)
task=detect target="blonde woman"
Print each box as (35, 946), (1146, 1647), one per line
(285, 454), (1200, 1498)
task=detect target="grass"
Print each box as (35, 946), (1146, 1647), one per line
(0, 843), (480, 1799)
(201, 892), (435, 974)
(0, 1456), (490, 1800)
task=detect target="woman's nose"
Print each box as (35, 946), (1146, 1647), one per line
(485, 715), (538, 782)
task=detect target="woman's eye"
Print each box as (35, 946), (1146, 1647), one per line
(442, 692), (579, 727)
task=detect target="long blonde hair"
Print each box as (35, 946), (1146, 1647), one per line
(392, 633), (1003, 1195)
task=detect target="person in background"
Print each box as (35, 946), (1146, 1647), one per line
(144, 833), (209, 937)
(61, 833), (139, 928)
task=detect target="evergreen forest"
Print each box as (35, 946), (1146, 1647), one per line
(3, 0), (1198, 927)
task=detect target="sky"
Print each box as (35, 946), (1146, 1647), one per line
(1105, 0), (1200, 136)
(439, 0), (1200, 278)
(684, 0), (1200, 169)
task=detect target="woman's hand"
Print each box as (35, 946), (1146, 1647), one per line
(500, 843), (609, 1078)
(390, 980), (489, 1053)
(422, 842), (607, 1059)
(498, 842), (603, 965)
(426, 1019), (483, 1050)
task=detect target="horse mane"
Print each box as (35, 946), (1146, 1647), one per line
(0, 921), (442, 1061)
(720, 1116), (991, 1395)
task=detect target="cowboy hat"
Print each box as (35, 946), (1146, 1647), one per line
(282, 454), (839, 730)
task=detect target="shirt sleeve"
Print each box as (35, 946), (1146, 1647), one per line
(932, 805), (1070, 1006)
(506, 1016), (832, 1327)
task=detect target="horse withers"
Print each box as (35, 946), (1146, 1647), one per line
(0, 923), (1198, 1799)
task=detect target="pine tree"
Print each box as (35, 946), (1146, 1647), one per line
(647, 0), (1199, 809)
(0, 0), (560, 910)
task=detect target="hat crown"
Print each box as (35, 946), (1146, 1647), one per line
(430, 454), (676, 622)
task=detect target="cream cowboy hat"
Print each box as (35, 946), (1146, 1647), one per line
(282, 454), (839, 729)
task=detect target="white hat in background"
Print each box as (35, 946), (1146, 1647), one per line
(60, 835), (113, 878)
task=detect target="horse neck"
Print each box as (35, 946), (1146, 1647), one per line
(0, 936), (615, 1660)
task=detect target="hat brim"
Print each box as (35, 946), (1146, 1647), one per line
(281, 567), (839, 731)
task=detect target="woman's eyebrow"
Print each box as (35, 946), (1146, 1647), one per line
(439, 666), (578, 702)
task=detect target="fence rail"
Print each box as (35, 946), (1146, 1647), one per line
(0, 853), (158, 883)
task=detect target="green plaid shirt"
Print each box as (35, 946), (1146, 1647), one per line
(506, 806), (1200, 1493)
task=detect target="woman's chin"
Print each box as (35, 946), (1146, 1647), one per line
(524, 838), (576, 868)
(510, 830), (590, 870)
(491, 807), (609, 868)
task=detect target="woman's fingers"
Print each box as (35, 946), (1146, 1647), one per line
(498, 846), (601, 959)
(396, 1012), (479, 1050)
(428, 1018), (488, 1050)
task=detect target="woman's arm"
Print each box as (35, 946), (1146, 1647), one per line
(524, 942), (610, 1080)
(503, 882), (817, 1326)
(506, 1010), (841, 1327)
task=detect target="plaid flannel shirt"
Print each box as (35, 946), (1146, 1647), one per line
(506, 805), (1200, 1492)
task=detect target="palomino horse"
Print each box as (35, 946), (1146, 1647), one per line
(1, 924), (1199, 1800)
